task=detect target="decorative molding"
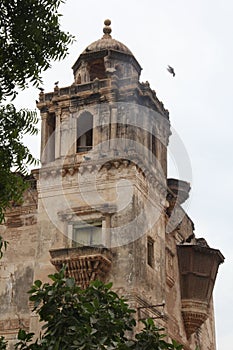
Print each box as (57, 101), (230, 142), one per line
(57, 203), (117, 221)
(0, 318), (30, 335)
(38, 156), (167, 197)
(181, 300), (209, 338)
(165, 247), (175, 288)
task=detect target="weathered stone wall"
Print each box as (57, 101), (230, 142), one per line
(0, 183), (37, 348)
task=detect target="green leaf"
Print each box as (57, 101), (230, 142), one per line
(0, 336), (7, 350)
(17, 329), (27, 341)
(34, 280), (42, 288)
(66, 278), (75, 288)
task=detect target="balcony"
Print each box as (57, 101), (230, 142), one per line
(49, 246), (113, 289)
(177, 244), (224, 338)
(167, 178), (191, 205)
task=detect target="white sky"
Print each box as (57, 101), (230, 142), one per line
(14, 0), (233, 348)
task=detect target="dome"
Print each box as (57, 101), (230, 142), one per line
(83, 37), (133, 56)
(81, 19), (133, 56)
(72, 20), (141, 83)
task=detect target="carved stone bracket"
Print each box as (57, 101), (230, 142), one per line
(50, 247), (113, 289)
(181, 300), (208, 338)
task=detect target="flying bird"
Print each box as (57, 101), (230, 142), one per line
(167, 65), (175, 77)
(39, 87), (44, 92)
(54, 81), (59, 86)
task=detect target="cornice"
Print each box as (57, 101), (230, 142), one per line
(38, 155), (167, 198)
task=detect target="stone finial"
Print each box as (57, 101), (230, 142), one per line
(103, 19), (112, 38)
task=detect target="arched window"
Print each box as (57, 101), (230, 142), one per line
(77, 112), (93, 153)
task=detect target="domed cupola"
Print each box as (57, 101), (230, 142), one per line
(72, 19), (142, 84)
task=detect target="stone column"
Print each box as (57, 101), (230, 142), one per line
(68, 111), (76, 156)
(93, 108), (99, 148)
(40, 111), (48, 164)
(69, 108), (78, 156)
(104, 214), (111, 248)
(55, 108), (61, 159)
(60, 113), (69, 157)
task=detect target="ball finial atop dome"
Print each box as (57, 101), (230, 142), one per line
(103, 19), (112, 37)
(80, 19), (134, 56)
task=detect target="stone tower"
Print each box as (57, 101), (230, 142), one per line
(0, 20), (224, 350)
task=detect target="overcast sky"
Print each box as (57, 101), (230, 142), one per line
(14, 0), (233, 348)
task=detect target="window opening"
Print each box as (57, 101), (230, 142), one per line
(147, 237), (154, 267)
(89, 59), (106, 80)
(152, 133), (156, 157)
(72, 222), (102, 247)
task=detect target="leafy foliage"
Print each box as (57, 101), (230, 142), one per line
(0, 104), (38, 214)
(14, 268), (184, 350)
(0, 0), (74, 255)
(0, 104), (39, 252)
(134, 319), (183, 350)
(22, 267), (136, 350)
(0, 336), (7, 350)
(0, 0), (74, 100)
